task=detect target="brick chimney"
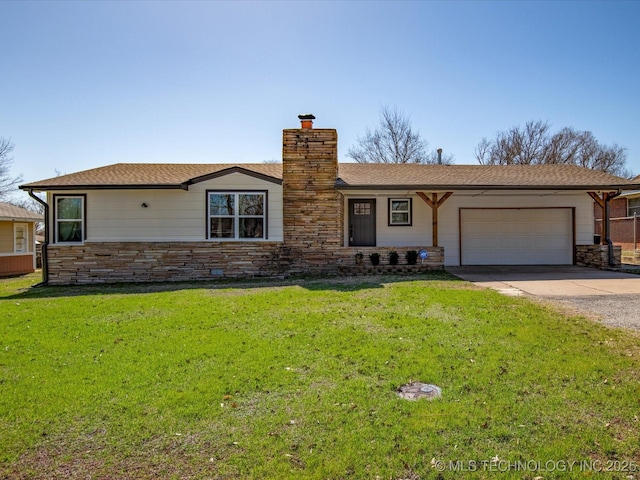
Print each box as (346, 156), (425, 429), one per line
(282, 115), (343, 272)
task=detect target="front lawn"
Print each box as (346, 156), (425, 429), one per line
(1, 273), (639, 479)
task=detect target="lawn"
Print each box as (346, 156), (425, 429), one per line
(1, 272), (639, 479)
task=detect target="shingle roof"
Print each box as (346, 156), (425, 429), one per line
(0, 202), (43, 222)
(19, 162), (639, 191)
(336, 164), (638, 190)
(20, 163), (284, 190)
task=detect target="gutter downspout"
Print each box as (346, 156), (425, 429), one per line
(27, 189), (49, 286)
(604, 190), (622, 267)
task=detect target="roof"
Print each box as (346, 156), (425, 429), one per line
(19, 162), (640, 192)
(620, 189), (640, 198)
(20, 163), (284, 191)
(336, 164), (639, 190)
(0, 202), (43, 222)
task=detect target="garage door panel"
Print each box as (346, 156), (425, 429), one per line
(547, 237), (567, 249)
(505, 210), (521, 222)
(461, 209), (572, 265)
(546, 225), (564, 235)
(513, 237), (532, 248)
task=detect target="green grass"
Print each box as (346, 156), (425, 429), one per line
(1, 272), (639, 479)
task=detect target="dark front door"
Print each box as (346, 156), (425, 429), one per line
(349, 199), (376, 246)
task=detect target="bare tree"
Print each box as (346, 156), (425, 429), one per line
(347, 106), (452, 165)
(9, 195), (45, 215)
(8, 195), (45, 235)
(0, 137), (23, 199)
(425, 148), (455, 165)
(475, 120), (551, 165)
(475, 121), (631, 177)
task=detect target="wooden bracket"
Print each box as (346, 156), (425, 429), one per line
(588, 191), (618, 207)
(587, 191), (618, 245)
(417, 191), (453, 208)
(417, 192), (453, 247)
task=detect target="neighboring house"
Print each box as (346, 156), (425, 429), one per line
(0, 202), (43, 277)
(35, 234), (45, 268)
(593, 190), (640, 252)
(19, 116), (640, 285)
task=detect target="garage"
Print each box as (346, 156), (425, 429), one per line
(460, 208), (573, 265)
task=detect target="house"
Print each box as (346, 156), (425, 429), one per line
(593, 190), (640, 253)
(19, 116), (640, 285)
(0, 201), (43, 277)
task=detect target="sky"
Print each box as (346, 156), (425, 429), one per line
(2, 0), (640, 192)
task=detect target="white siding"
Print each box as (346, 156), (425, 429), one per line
(343, 190), (594, 266)
(439, 191), (593, 266)
(342, 193), (433, 247)
(48, 172), (283, 242)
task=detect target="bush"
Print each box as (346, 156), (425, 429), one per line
(405, 250), (418, 265)
(389, 251), (399, 265)
(369, 253), (380, 266)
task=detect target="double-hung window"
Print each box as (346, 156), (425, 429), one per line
(208, 191), (266, 240)
(54, 195), (85, 243)
(628, 197), (640, 217)
(388, 198), (412, 226)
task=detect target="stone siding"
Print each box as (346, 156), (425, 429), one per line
(575, 244), (621, 270)
(282, 128), (344, 274)
(46, 242), (445, 285)
(335, 246), (444, 274)
(46, 242), (287, 284)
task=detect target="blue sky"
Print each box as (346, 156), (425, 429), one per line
(2, 0), (639, 187)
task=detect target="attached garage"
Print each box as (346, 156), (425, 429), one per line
(460, 208), (574, 265)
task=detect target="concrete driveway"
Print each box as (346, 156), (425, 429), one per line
(447, 265), (640, 331)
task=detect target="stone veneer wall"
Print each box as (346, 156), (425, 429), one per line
(575, 244), (621, 269)
(282, 128), (344, 274)
(46, 242), (288, 285)
(335, 246), (444, 274)
(46, 243), (445, 284)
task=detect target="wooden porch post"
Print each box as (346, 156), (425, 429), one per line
(417, 192), (453, 246)
(588, 191), (617, 244)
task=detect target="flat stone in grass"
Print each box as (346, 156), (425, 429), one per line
(396, 382), (442, 400)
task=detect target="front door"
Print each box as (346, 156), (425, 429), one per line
(349, 199), (376, 246)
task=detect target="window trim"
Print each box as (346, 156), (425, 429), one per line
(14, 223), (29, 253)
(206, 190), (268, 240)
(388, 198), (412, 226)
(628, 197), (640, 217)
(53, 194), (87, 244)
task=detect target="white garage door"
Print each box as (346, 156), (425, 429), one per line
(460, 208), (573, 265)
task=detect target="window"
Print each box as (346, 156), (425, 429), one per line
(388, 198), (412, 226)
(629, 197), (640, 217)
(208, 191), (266, 240)
(14, 223), (28, 253)
(55, 195), (85, 243)
(353, 202), (371, 215)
